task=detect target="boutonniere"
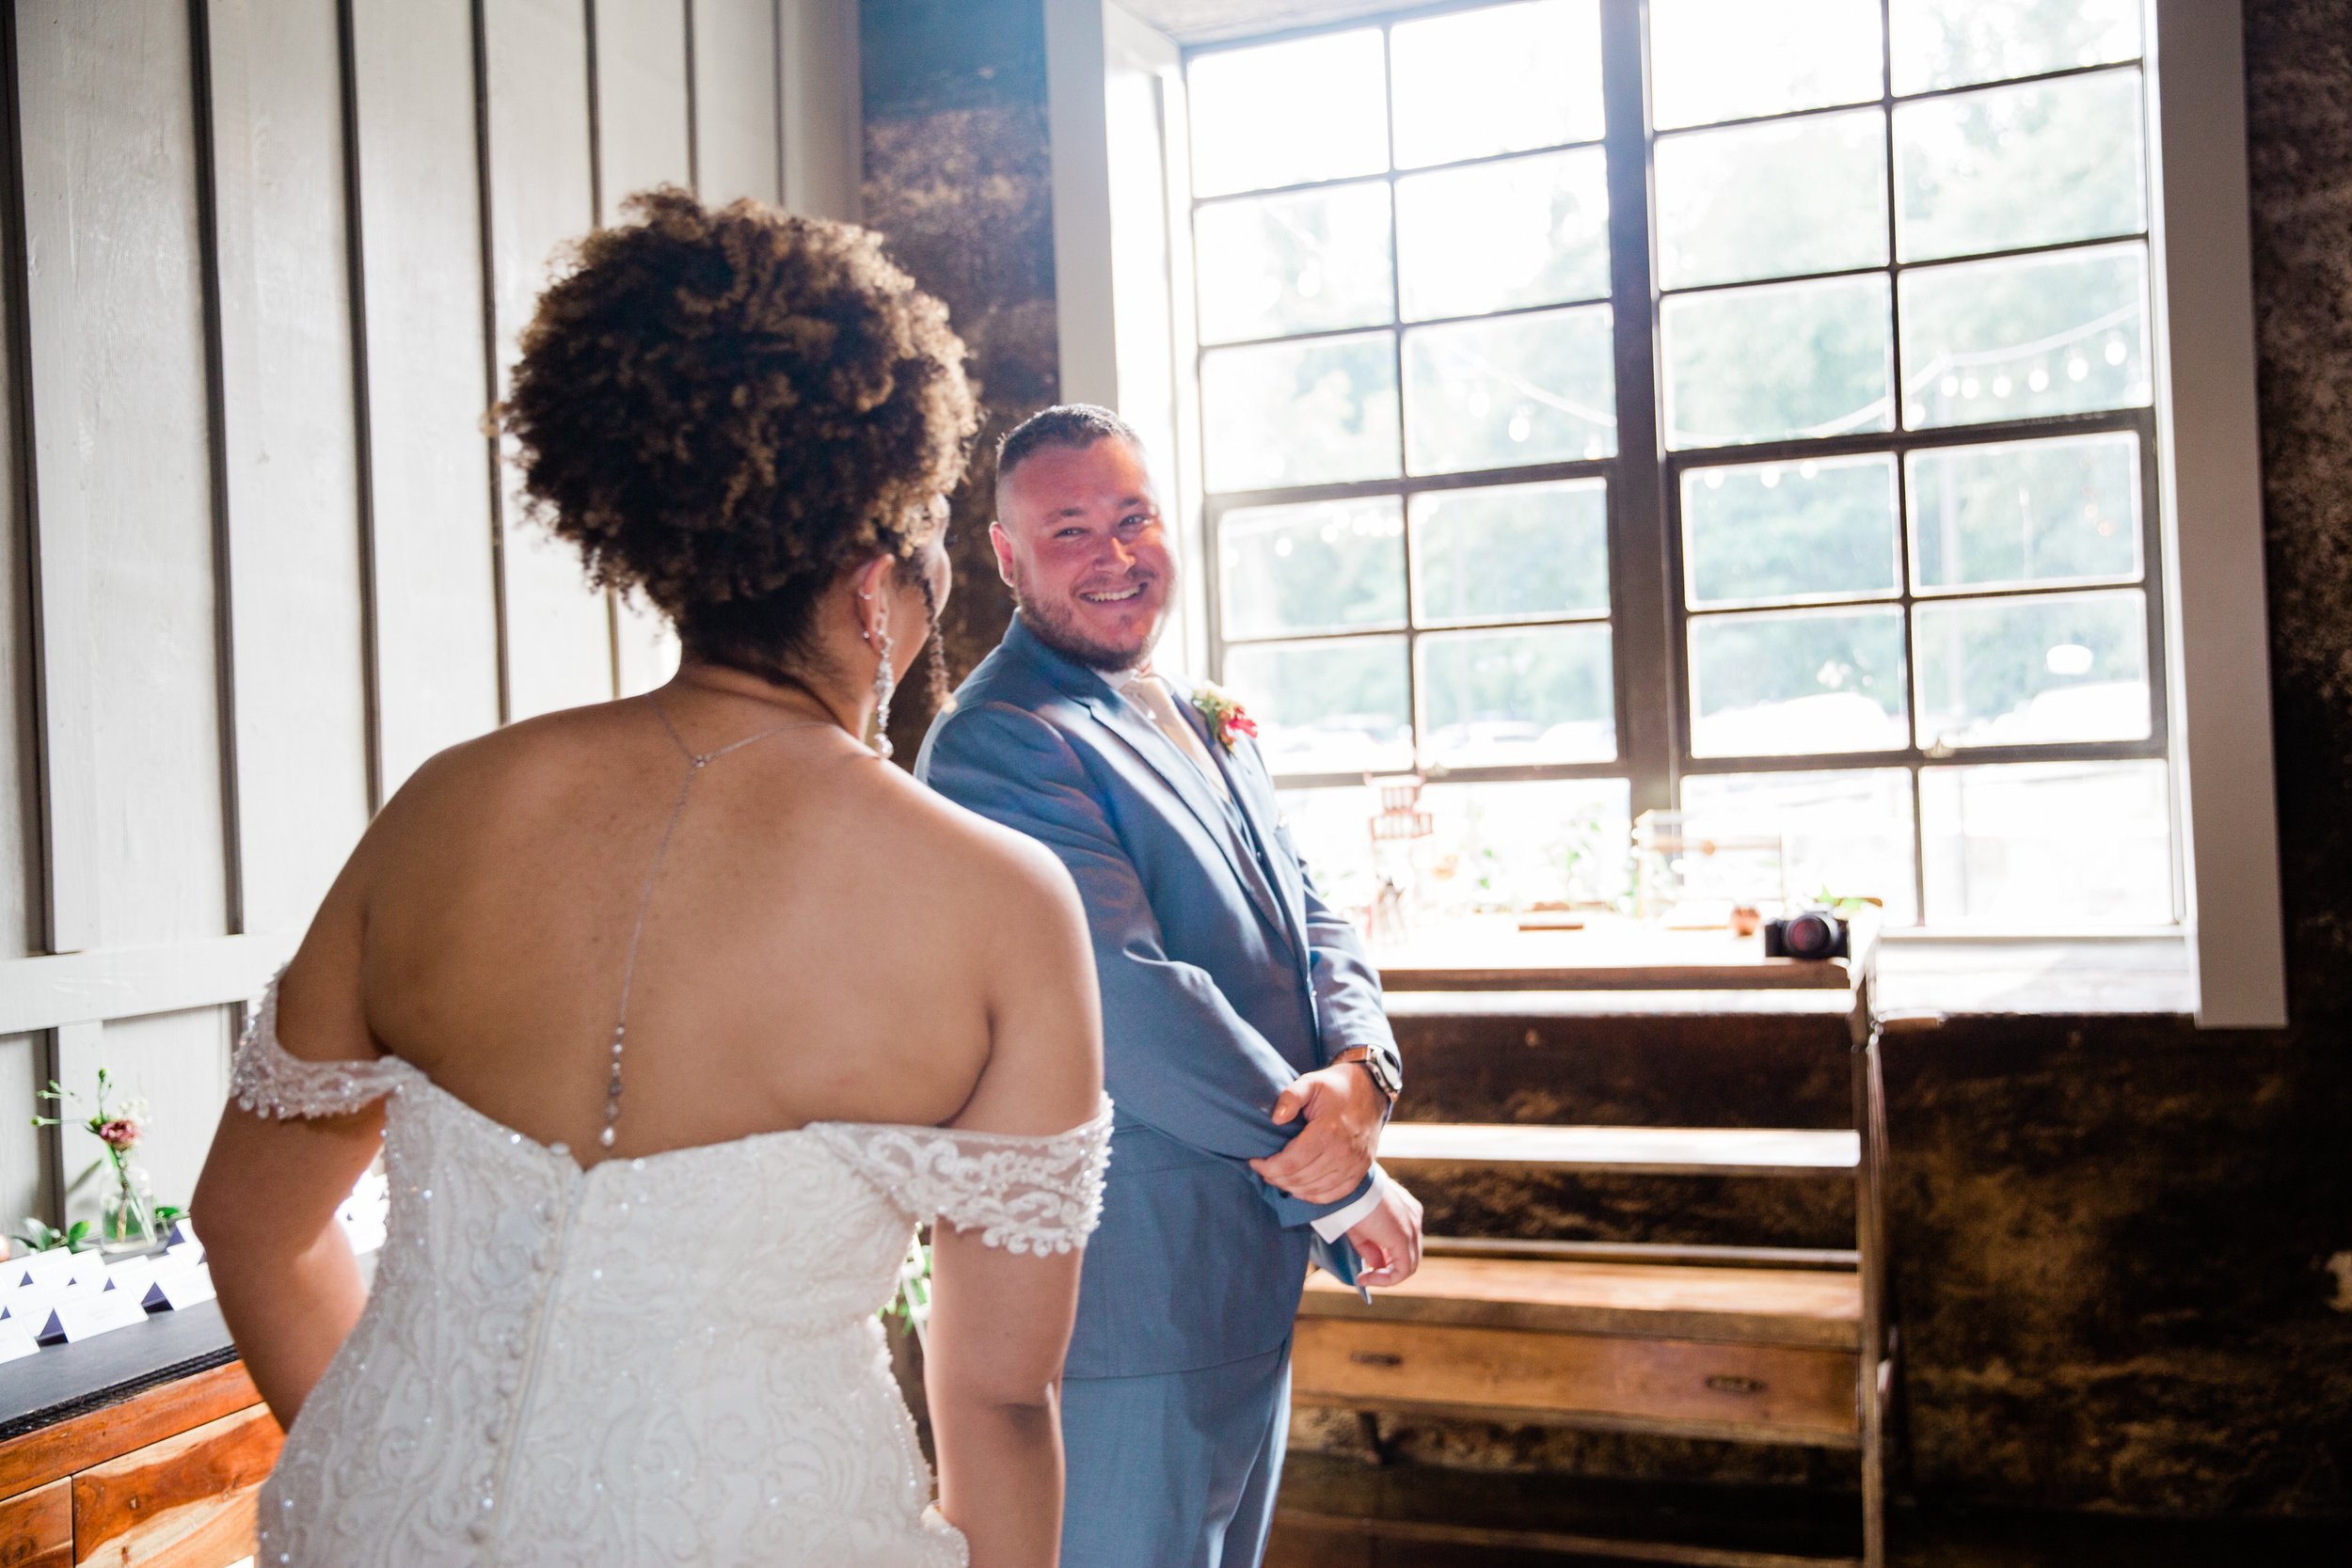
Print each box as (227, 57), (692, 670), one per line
(1189, 682), (1259, 754)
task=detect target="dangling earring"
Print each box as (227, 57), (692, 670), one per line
(869, 616), (897, 761)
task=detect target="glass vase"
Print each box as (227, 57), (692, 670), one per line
(99, 1161), (156, 1255)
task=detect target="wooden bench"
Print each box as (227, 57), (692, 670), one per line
(1287, 928), (1911, 1568)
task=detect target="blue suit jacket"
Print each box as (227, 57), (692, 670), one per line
(917, 614), (1404, 1377)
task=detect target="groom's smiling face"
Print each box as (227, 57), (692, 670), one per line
(993, 436), (1174, 672)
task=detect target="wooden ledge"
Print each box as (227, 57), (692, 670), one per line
(1377, 1121), (1861, 1178)
(1303, 1254), (1862, 1351)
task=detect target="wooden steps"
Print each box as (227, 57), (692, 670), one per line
(1270, 1453), (1865, 1568)
(1302, 1254), (1864, 1350)
(1377, 1121), (1861, 1179)
(1295, 1254), (1865, 1448)
(1302, 926), (1900, 1564)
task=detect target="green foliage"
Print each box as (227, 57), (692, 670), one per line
(1406, 306), (1616, 474)
(1692, 609), (1907, 722)
(1666, 275), (1894, 449)
(1415, 481), (1610, 622)
(1204, 336), (1398, 492)
(1910, 434), (2139, 589)
(1814, 885), (1875, 920)
(882, 1237), (932, 1347)
(1897, 68), (2143, 261)
(1658, 110), (1886, 291)
(1221, 498), (1405, 641)
(1422, 626), (1612, 753)
(15, 1216), (92, 1253)
(1684, 456), (1899, 607)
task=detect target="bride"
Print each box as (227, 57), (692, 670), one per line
(192, 189), (1109, 1567)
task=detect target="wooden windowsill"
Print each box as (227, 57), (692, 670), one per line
(1373, 918), (2192, 1019)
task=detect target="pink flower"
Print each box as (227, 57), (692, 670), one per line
(96, 1119), (140, 1151)
(1189, 683), (1259, 754)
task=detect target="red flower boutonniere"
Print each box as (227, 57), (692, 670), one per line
(1190, 682), (1258, 754)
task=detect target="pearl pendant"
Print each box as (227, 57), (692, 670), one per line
(598, 1126), (616, 1148)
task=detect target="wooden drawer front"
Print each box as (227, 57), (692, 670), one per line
(0, 1369), (265, 1505)
(1294, 1318), (1858, 1441)
(0, 1479), (72, 1568)
(71, 1407), (282, 1568)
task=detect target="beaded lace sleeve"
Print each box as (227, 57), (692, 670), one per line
(813, 1096), (1115, 1256)
(229, 975), (412, 1120)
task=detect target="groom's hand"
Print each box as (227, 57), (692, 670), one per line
(1347, 1181), (1425, 1288)
(1248, 1064), (1384, 1202)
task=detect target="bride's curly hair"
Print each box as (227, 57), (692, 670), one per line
(500, 186), (977, 689)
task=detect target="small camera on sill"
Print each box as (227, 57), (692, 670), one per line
(1762, 909), (1850, 961)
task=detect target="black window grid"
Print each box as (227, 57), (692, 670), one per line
(1183, 0), (2175, 924)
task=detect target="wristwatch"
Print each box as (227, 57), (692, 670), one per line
(1330, 1045), (1402, 1104)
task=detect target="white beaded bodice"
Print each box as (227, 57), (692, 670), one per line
(234, 981), (1111, 1567)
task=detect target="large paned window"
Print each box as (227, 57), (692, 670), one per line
(1184, 0), (2173, 928)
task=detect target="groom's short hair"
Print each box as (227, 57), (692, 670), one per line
(995, 404), (1144, 507)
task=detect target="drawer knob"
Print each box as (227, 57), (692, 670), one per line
(1706, 1374), (1768, 1396)
(1350, 1352), (1405, 1368)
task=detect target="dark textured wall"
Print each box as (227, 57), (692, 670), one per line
(857, 0), (2352, 1518)
(861, 0), (1060, 757)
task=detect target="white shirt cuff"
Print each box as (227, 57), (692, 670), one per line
(1310, 1165), (1387, 1243)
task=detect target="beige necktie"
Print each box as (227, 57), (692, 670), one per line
(1126, 673), (1232, 802)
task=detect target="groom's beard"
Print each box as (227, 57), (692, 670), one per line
(1008, 563), (1168, 673)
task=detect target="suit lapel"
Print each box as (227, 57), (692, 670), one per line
(1171, 684), (1313, 965)
(1081, 691), (1298, 958)
(1000, 616), (1300, 958)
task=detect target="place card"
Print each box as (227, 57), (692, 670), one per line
(143, 1264), (215, 1312)
(0, 1283), (53, 1325)
(39, 1291), (147, 1344)
(103, 1256), (157, 1301)
(166, 1238), (204, 1264)
(0, 1316), (38, 1363)
(152, 1245), (205, 1279)
(14, 1248), (75, 1289)
(166, 1217), (199, 1248)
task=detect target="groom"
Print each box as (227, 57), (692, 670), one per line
(918, 404), (1422, 1567)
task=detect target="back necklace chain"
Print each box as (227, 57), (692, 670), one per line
(598, 694), (840, 1150)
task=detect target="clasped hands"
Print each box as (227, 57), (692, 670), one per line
(1248, 1061), (1424, 1287)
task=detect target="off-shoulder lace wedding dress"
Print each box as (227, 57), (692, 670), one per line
(229, 980), (1112, 1567)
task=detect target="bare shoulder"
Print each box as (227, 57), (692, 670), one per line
(351, 704), (639, 880)
(869, 766), (1103, 1132)
(384, 703), (627, 805)
(866, 756), (1085, 936)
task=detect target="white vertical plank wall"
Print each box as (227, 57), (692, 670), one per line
(694, 0), (786, 206)
(595, 0), (693, 697)
(18, 0), (234, 1222)
(483, 0), (614, 723)
(0, 0), (47, 1234)
(0, 0), (847, 1234)
(349, 0), (503, 793)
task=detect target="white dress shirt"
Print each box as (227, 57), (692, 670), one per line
(1107, 665), (1390, 1243)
